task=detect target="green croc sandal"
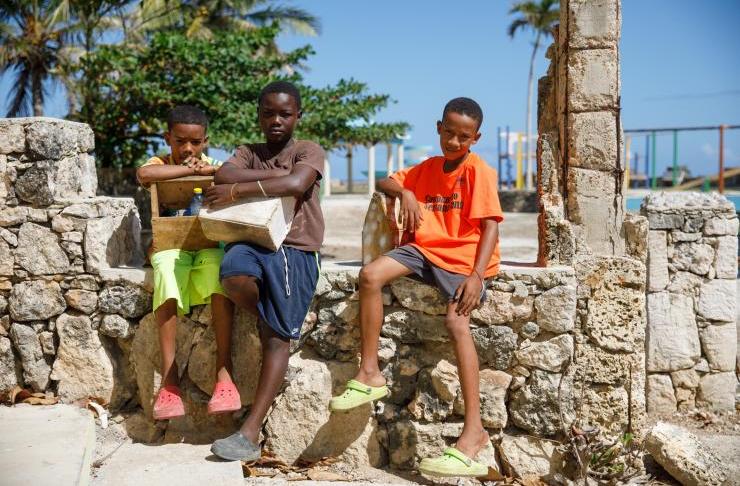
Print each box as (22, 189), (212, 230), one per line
(418, 447), (489, 478)
(329, 379), (389, 411)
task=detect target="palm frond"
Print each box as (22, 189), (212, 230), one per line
(6, 65), (31, 117)
(247, 5), (321, 35)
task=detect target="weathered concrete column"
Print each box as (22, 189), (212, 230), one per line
(367, 144), (376, 196)
(537, 0), (647, 436)
(323, 157), (331, 197)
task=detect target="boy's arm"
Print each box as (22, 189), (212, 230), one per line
(376, 178), (423, 232)
(454, 218), (499, 316)
(205, 164), (317, 206)
(136, 156), (213, 185)
(214, 162), (289, 184)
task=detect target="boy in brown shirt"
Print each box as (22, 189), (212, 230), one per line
(205, 81), (325, 461)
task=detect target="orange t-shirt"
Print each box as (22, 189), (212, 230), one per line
(390, 152), (504, 277)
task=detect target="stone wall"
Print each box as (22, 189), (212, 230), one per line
(0, 118), (143, 398)
(643, 192), (738, 412)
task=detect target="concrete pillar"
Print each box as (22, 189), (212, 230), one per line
(323, 157), (331, 198)
(367, 144), (376, 196)
(385, 143), (394, 177)
(397, 143), (405, 171)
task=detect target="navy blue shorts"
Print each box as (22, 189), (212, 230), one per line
(220, 243), (320, 340)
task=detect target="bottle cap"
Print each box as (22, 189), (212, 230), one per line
(194, 187), (203, 194)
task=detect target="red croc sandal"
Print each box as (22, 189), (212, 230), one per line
(152, 385), (185, 420)
(208, 381), (242, 415)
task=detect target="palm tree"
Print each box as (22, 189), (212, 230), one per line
(0, 0), (76, 116)
(131, 0), (321, 40)
(508, 0), (559, 190)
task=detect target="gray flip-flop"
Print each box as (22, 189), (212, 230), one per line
(210, 432), (261, 462)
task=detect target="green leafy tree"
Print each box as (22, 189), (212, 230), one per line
(508, 0), (559, 190)
(0, 0), (78, 116)
(76, 27), (408, 168)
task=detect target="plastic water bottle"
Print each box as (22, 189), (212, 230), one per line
(183, 187), (204, 216)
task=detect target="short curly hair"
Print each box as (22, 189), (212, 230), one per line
(167, 105), (208, 130)
(258, 80), (302, 111)
(442, 97), (483, 129)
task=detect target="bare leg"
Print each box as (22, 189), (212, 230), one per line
(211, 293), (235, 383)
(221, 275), (259, 316)
(444, 304), (489, 457)
(239, 322), (290, 443)
(354, 256), (412, 387)
(155, 298), (179, 388)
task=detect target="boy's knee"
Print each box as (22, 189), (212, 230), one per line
(359, 265), (383, 289)
(221, 276), (258, 308)
(444, 315), (470, 340)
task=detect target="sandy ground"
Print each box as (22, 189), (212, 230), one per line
(320, 194), (538, 263)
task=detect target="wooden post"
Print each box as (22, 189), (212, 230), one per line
(367, 144), (376, 196)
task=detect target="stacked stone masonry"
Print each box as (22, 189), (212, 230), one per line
(643, 192), (738, 412)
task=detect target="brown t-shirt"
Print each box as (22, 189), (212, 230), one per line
(224, 139), (325, 252)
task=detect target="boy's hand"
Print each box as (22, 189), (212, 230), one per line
(399, 189), (423, 232)
(453, 275), (483, 316)
(186, 157), (216, 175)
(204, 184), (234, 207)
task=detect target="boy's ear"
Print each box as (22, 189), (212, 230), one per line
(472, 131), (482, 145)
(203, 134), (209, 148)
(297, 110), (303, 120)
(163, 131), (172, 146)
(436, 120), (442, 134)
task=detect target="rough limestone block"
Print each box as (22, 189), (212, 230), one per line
(577, 256), (646, 353)
(671, 242), (714, 276)
(50, 314), (119, 406)
(14, 222), (70, 276)
(703, 216), (739, 236)
(264, 351), (384, 467)
(646, 374), (677, 414)
(0, 206), (28, 227)
(0, 336), (21, 394)
(509, 369), (574, 436)
(9, 323), (51, 391)
(567, 167), (623, 255)
(24, 118), (94, 160)
(567, 49), (618, 111)
(697, 372), (736, 410)
(567, 111), (618, 171)
(497, 434), (563, 480)
(645, 422), (728, 485)
(647, 230), (668, 291)
(697, 279), (735, 322)
(15, 155), (97, 205)
(713, 235), (737, 279)
(9, 280), (66, 322)
(647, 211), (684, 230)
(0, 121), (25, 154)
(623, 213), (648, 263)
(514, 334), (573, 372)
(568, 0), (619, 49)
(534, 285), (576, 333)
(646, 292), (700, 372)
(670, 369), (700, 389)
(84, 198), (143, 274)
(0, 239), (12, 276)
(699, 323), (736, 372)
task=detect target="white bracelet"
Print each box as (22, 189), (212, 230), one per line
(256, 180), (268, 197)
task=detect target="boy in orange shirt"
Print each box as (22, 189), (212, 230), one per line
(330, 98), (503, 477)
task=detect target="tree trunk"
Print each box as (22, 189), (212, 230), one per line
(32, 72), (43, 116)
(346, 145), (354, 194)
(524, 32), (541, 191)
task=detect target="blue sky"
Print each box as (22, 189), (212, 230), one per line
(2, 0), (739, 181)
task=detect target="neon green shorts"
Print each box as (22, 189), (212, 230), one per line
(151, 248), (226, 316)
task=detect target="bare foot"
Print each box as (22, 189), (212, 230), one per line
(353, 368), (387, 388)
(455, 428), (489, 458)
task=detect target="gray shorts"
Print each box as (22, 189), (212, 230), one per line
(385, 245), (486, 302)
